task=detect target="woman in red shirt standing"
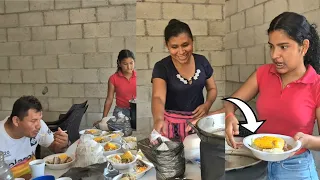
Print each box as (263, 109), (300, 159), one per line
(93, 49), (136, 126)
(225, 12), (320, 179)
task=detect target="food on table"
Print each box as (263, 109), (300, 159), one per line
(109, 151), (134, 164)
(120, 173), (135, 180)
(93, 136), (110, 143)
(110, 133), (120, 139)
(46, 154), (73, 164)
(135, 159), (148, 173)
(84, 129), (101, 136)
(251, 136), (292, 153)
(104, 142), (119, 151)
(123, 136), (137, 143)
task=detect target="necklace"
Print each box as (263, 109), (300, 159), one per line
(176, 69), (201, 85)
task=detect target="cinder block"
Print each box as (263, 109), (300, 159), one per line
(226, 65), (239, 82)
(73, 69), (99, 83)
(247, 45), (265, 64)
(135, 37), (164, 52)
(44, 10), (69, 25)
(136, 20), (145, 36)
(264, 0), (288, 23)
(11, 84), (34, 96)
(195, 37), (223, 51)
(22, 70), (46, 83)
(0, 42), (19, 56)
(125, 37), (135, 50)
(32, 26), (56, 40)
(210, 51), (226, 66)
(246, 5), (263, 27)
(231, 12), (245, 31)
(194, 5), (222, 20)
(84, 53), (112, 68)
(84, 84), (108, 98)
(45, 40), (70, 55)
(30, 0), (54, 10)
(215, 81), (226, 97)
(0, 84), (10, 96)
(35, 84), (58, 97)
(97, 6), (125, 22)
(137, 86), (151, 103)
(82, 0), (108, 7)
(48, 98), (72, 111)
(0, 57), (8, 70)
(1, 97), (17, 110)
(70, 8), (96, 24)
(163, 3), (193, 20)
(98, 37), (125, 52)
(73, 98), (101, 113)
(223, 32), (237, 49)
(111, 21), (135, 36)
(226, 50), (231, 65)
(21, 41), (45, 55)
(0, 70), (21, 83)
(109, 0), (135, 5)
(238, 28), (254, 47)
(126, 5), (136, 20)
(86, 112), (103, 126)
(42, 111), (61, 122)
(232, 48), (246, 64)
(58, 54), (84, 69)
(0, 29), (6, 42)
(8, 27), (31, 42)
(71, 39), (96, 53)
(55, 0), (81, 9)
(238, 0), (254, 12)
(265, 44), (272, 64)
(177, 0), (206, 2)
(225, 0), (237, 17)
(136, 101), (151, 117)
(19, 12), (44, 27)
(0, 0), (4, 13)
(254, 23), (268, 45)
(0, 14), (18, 28)
(212, 66), (225, 81)
(10, 56), (33, 69)
(288, 0), (319, 13)
(149, 52), (169, 69)
(5, 0), (28, 13)
(136, 69), (152, 86)
(135, 53), (148, 70)
(255, 0), (268, 4)
(184, 20), (208, 36)
(240, 65), (256, 82)
(57, 25), (82, 39)
(59, 84), (85, 97)
(47, 69), (72, 83)
(99, 68), (117, 83)
(136, 3), (161, 19)
(209, 20), (225, 36)
(145, 20), (167, 36)
(84, 23), (110, 38)
(37, 97), (49, 111)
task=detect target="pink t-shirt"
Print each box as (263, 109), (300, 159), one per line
(256, 64), (320, 137)
(109, 70), (136, 109)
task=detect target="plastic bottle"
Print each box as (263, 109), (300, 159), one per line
(0, 151), (14, 180)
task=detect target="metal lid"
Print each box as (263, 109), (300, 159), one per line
(225, 148), (261, 171)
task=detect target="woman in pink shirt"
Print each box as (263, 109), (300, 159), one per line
(225, 12), (320, 179)
(93, 49), (136, 126)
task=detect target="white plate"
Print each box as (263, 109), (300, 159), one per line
(79, 129), (103, 136)
(43, 153), (75, 170)
(103, 142), (122, 156)
(243, 133), (302, 162)
(106, 153), (137, 170)
(134, 160), (154, 179)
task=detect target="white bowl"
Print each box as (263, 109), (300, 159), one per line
(79, 129), (103, 136)
(43, 153), (75, 170)
(106, 153), (137, 170)
(243, 133), (302, 162)
(103, 142), (122, 156)
(107, 133), (123, 143)
(93, 136), (112, 145)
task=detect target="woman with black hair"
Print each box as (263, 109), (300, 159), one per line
(151, 19), (218, 142)
(225, 12), (320, 179)
(93, 49), (136, 126)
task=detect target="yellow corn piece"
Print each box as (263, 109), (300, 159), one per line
(253, 136), (285, 149)
(121, 151), (133, 160)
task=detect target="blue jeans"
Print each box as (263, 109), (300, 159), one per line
(267, 150), (319, 180)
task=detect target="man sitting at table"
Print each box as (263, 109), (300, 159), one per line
(0, 96), (69, 178)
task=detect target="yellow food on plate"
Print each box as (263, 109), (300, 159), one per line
(110, 134), (120, 139)
(252, 136), (285, 153)
(104, 142), (119, 151)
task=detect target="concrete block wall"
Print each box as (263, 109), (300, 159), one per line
(0, 0), (136, 130)
(136, 0), (226, 137)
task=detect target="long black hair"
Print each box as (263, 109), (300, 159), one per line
(164, 19), (193, 44)
(116, 49), (135, 72)
(268, 12), (320, 74)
